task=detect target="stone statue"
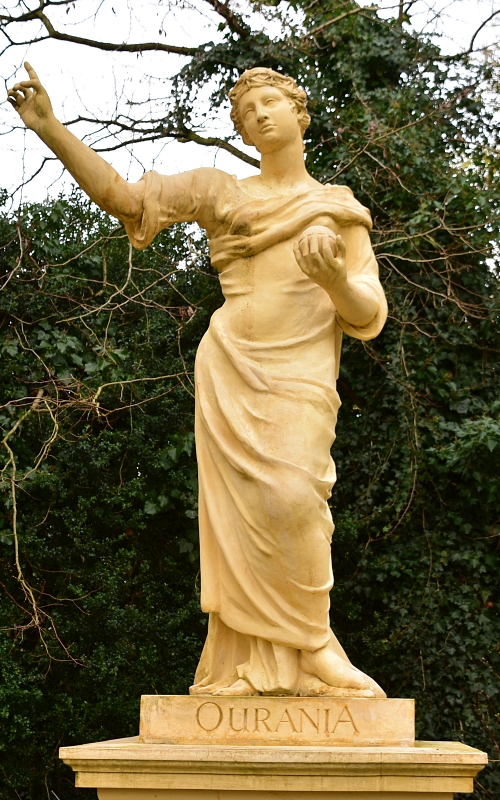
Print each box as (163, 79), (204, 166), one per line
(9, 64), (388, 698)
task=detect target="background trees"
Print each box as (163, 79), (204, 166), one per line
(1, 1), (500, 798)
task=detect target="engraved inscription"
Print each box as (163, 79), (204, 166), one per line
(331, 705), (358, 735)
(141, 696), (414, 747)
(229, 706), (249, 732)
(194, 701), (360, 737)
(255, 707), (272, 732)
(196, 701), (223, 731)
(276, 709), (297, 732)
(299, 707), (319, 733)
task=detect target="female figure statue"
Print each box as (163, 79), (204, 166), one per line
(8, 65), (387, 698)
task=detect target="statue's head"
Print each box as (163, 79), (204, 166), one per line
(229, 67), (311, 148)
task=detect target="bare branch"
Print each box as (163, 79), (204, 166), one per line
(467, 9), (500, 56)
(305, 5), (377, 38)
(0, 6), (199, 56)
(165, 127), (259, 168)
(63, 114), (260, 167)
(203, 0), (250, 38)
(423, 7), (500, 62)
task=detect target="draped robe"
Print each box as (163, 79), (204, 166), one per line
(125, 168), (387, 695)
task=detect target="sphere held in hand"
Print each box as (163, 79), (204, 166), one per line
(298, 225), (338, 258)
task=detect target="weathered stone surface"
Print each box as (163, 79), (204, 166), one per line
(139, 695), (414, 747)
(59, 737), (488, 794)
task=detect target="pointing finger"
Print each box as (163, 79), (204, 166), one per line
(24, 61), (39, 81)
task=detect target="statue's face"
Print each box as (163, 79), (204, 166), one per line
(238, 85), (301, 153)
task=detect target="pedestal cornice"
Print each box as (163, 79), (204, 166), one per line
(60, 738), (488, 794)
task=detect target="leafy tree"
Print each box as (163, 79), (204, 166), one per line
(1, 2), (500, 799)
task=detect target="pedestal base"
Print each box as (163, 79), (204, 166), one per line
(139, 695), (415, 747)
(60, 738), (487, 798)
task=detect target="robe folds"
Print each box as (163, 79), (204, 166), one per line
(125, 168), (388, 694)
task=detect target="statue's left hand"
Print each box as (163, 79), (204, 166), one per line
(293, 225), (347, 291)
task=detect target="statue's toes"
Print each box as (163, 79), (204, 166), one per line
(213, 678), (258, 696)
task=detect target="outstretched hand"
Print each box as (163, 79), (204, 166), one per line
(7, 62), (54, 132)
(293, 225), (347, 293)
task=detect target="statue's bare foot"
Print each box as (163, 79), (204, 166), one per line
(213, 678), (258, 696)
(301, 644), (370, 691)
(298, 673), (374, 697)
(350, 668), (386, 698)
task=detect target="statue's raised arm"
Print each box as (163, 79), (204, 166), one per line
(8, 63), (144, 222)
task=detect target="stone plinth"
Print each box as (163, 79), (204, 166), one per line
(60, 696), (487, 799)
(59, 737), (487, 799)
(139, 695), (415, 747)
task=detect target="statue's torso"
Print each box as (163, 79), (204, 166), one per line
(124, 167), (379, 362)
(216, 226), (339, 346)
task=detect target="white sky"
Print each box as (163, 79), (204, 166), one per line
(0, 0), (498, 205)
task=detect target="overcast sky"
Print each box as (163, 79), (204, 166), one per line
(1, 0), (498, 205)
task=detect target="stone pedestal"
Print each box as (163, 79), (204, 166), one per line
(59, 696), (487, 800)
(60, 737), (487, 799)
(139, 695), (415, 747)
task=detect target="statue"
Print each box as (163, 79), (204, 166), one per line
(9, 64), (388, 698)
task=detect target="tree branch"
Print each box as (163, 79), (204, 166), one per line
(0, 6), (199, 56)
(305, 5), (377, 38)
(63, 115), (260, 167)
(179, 129), (259, 167)
(203, 0), (250, 38)
(412, 8), (500, 62)
(467, 9), (500, 55)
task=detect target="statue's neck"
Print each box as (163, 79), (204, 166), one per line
(259, 138), (314, 193)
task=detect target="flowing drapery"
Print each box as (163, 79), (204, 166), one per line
(125, 168), (387, 694)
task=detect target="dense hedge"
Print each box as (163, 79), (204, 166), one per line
(0, 199), (216, 796)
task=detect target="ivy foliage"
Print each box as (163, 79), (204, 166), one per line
(1, 2), (500, 799)
(0, 193), (222, 798)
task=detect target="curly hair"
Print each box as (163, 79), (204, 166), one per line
(228, 67), (311, 146)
